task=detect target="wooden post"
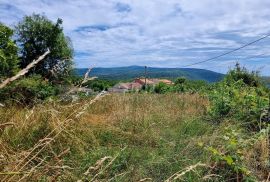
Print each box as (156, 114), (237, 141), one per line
(144, 66), (147, 87)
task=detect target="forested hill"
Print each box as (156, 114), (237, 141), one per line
(75, 66), (224, 82)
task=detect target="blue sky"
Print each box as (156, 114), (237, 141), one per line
(1, 0), (270, 75)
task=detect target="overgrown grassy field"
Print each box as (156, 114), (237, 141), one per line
(0, 93), (269, 181)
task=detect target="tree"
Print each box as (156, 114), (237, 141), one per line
(15, 14), (73, 81)
(175, 77), (186, 85)
(0, 23), (19, 78)
(226, 63), (261, 87)
(154, 82), (169, 93)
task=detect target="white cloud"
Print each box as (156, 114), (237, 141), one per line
(1, 0), (270, 75)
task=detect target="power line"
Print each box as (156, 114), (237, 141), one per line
(239, 53), (267, 61)
(196, 52), (269, 70)
(182, 32), (270, 67)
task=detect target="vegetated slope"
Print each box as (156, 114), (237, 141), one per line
(75, 66), (224, 82)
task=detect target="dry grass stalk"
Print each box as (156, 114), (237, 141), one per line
(67, 65), (97, 94)
(1, 94), (208, 181)
(165, 162), (207, 182)
(4, 129), (68, 181)
(46, 165), (73, 170)
(18, 157), (47, 182)
(202, 174), (222, 180)
(6, 127), (69, 181)
(138, 178), (152, 181)
(0, 171), (30, 175)
(0, 122), (15, 130)
(75, 91), (108, 118)
(81, 67), (97, 85)
(6, 138), (53, 176)
(4, 92), (109, 182)
(90, 146), (127, 182)
(55, 147), (70, 159)
(34, 147), (72, 180)
(84, 156), (112, 176)
(108, 171), (130, 182)
(0, 49), (50, 89)
(266, 172), (270, 182)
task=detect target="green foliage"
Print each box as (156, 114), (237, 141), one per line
(180, 80), (209, 93)
(15, 14), (74, 81)
(154, 82), (171, 93)
(199, 125), (269, 181)
(0, 23), (19, 78)
(207, 65), (269, 129)
(207, 128), (250, 176)
(152, 78), (209, 94)
(175, 77), (186, 84)
(84, 79), (117, 92)
(203, 143), (250, 180)
(226, 63), (261, 87)
(0, 75), (59, 105)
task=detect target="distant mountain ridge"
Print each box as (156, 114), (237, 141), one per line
(75, 66), (224, 82)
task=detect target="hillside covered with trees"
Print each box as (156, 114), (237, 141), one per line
(75, 66), (224, 82)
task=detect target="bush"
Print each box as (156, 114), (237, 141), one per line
(226, 63), (261, 87)
(175, 77), (186, 85)
(182, 80), (209, 93)
(200, 127), (259, 181)
(153, 79), (209, 94)
(208, 79), (269, 129)
(0, 75), (59, 105)
(154, 82), (171, 93)
(207, 64), (270, 128)
(84, 79), (116, 92)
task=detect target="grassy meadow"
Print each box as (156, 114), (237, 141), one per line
(0, 93), (268, 181)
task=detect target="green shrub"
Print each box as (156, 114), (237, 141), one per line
(208, 79), (269, 128)
(207, 64), (269, 128)
(154, 79), (209, 94)
(201, 127), (256, 181)
(175, 77), (186, 85)
(154, 82), (171, 93)
(84, 79), (116, 92)
(226, 63), (261, 87)
(0, 75), (59, 105)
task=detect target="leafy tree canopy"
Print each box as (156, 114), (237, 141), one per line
(0, 23), (19, 78)
(84, 79), (117, 92)
(175, 77), (186, 85)
(225, 63), (261, 87)
(15, 14), (74, 81)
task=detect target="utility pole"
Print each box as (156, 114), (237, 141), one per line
(144, 66), (147, 87)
